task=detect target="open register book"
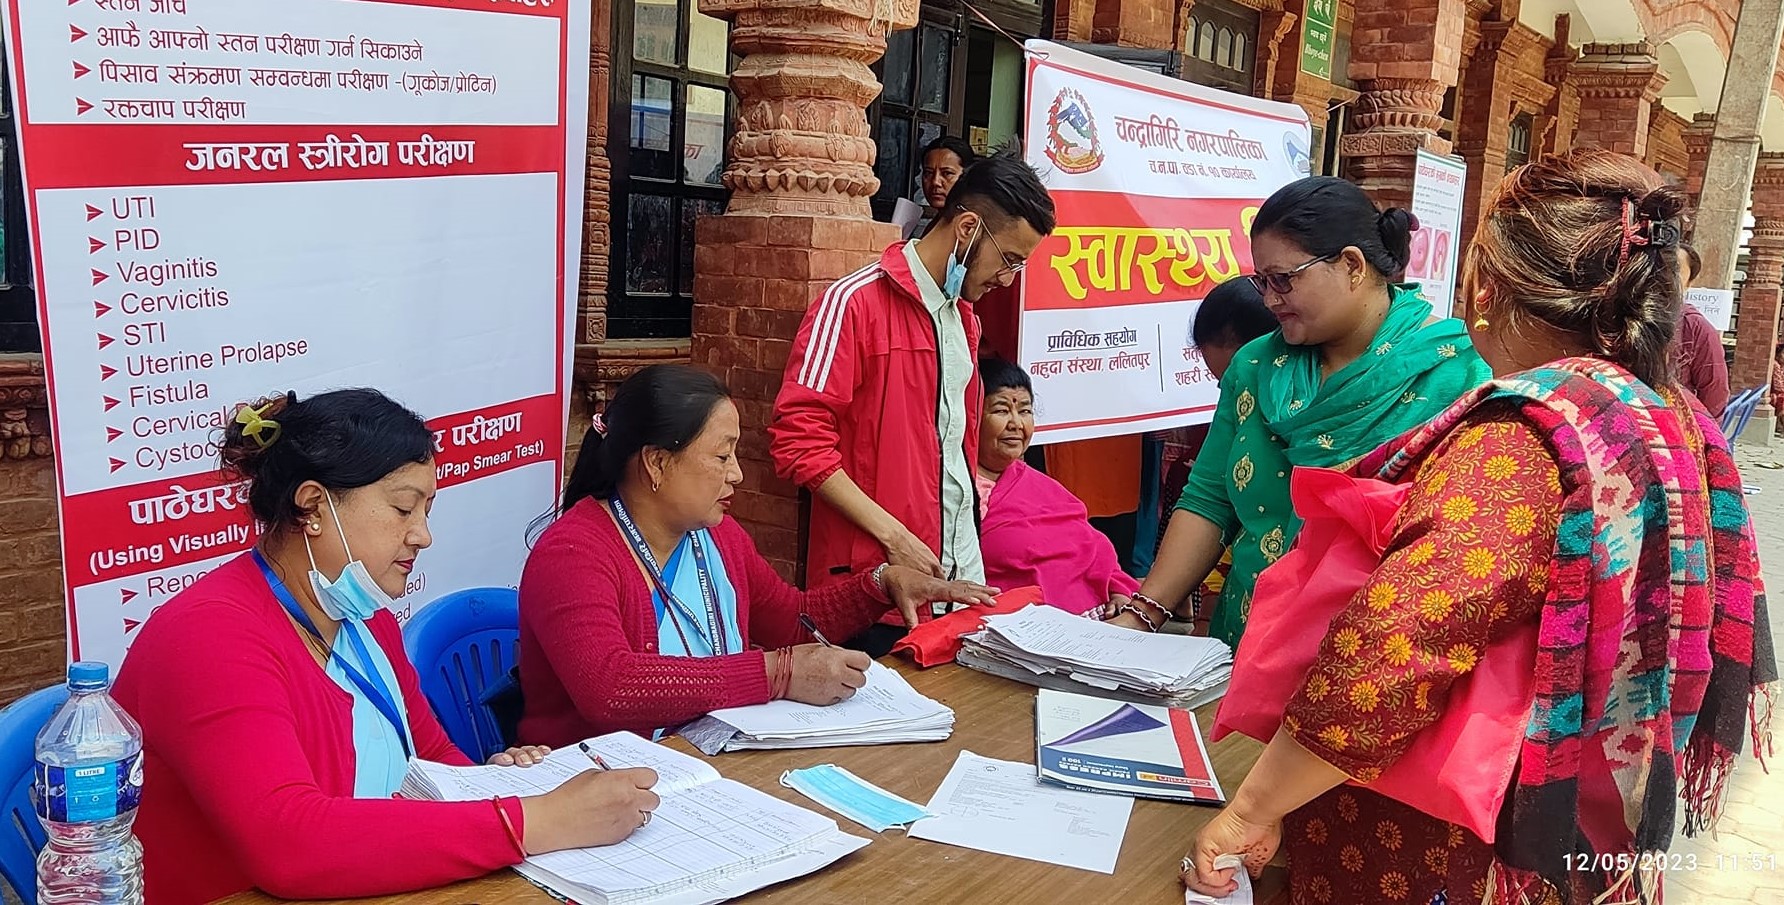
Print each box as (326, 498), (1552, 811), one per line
(401, 731), (868, 905)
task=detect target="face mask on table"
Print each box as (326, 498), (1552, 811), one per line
(781, 764), (933, 833)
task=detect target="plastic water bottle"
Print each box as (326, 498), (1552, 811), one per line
(33, 662), (144, 905)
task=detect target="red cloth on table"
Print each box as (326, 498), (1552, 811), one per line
(890, 586), (1046, 667)
(111, 553), (525, 905)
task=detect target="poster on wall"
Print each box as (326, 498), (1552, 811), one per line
(1019, 40), (1311, 444)
(1407, 150), (1467, 318)
(3, 0), (591, 669)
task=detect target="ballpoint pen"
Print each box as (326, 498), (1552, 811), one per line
(798, 613), (834, 648)
(577, 741), (611, 771)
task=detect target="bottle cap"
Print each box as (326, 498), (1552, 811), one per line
(68, 661), (109, 690)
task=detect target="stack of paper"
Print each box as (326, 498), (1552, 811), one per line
(958, 605), (1232, 709)
(681, 662), (953, 754)
(401, 731), (868, 905)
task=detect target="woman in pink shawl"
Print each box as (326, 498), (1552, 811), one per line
(975, 358), (1140, 615)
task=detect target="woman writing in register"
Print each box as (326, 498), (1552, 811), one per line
(112, 389), (661, 905)
(518, 365), (996, 746)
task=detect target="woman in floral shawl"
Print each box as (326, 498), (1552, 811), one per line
(1182, 152), (1776, 905)
(1111, 178), (1490, 644)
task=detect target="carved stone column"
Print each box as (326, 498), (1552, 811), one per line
(1567, 42), (1667, 158)
(1731, 153), (1784, 443)
(1340, 0), (1467, 211)
(688, 0), (915, 581)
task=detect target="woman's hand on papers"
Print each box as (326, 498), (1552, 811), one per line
(878, 524), (946, 578)
(1180, 805), (1278, 897)
(880, 567), (1000, 626)
(489, 745), (551, 767)
(786, 644), (872, 706)
(1095, 596), (1150, 632)
(521, 767), (662, 854)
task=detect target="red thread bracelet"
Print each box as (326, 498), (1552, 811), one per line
(492, 797), (526, 859)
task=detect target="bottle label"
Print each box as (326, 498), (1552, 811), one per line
(35, 753), (143, 823)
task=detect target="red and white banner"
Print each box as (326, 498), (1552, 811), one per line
(3, 0), (591, 668)
(1020, 41), (1309, 443)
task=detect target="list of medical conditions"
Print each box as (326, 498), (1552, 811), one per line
(4, 0), (589, 668)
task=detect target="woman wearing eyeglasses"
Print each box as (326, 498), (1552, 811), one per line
(1105, 178), (1490, 644)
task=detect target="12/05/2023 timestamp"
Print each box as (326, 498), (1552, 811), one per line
(1564, 852), (1779, 873)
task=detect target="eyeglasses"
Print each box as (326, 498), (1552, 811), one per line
(1247, 254), (1335, 296)
(972, 216), (1028, 278)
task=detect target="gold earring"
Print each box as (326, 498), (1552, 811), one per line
(1472, 314), (1489, 330)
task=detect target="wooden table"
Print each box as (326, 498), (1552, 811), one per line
(222, 661), (1283, 904)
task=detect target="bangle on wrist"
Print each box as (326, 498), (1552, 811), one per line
(1131, 592), (1171, 622)
(1115, 601), (1161, 632)
(870, 563), (891, 599)
(492, 797), (526, 859)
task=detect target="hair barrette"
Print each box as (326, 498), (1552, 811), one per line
(233, 401), (282, 449)
(591, 412), (608, 437)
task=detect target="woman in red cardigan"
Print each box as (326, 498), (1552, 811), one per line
(518, 365), (997, 746)
(111, 388), (660, 905)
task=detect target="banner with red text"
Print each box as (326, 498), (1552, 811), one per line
(4, 0), (591, 669)
(1019, 41), (1310, 444)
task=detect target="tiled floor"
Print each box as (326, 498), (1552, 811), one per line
(1664, 442), (1784, 904)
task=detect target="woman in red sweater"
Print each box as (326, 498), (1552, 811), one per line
(518, 366), (997, 746)
(111, 388), (660, 904)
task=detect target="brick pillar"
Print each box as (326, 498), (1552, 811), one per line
(1456, 20), (1547, 263)
(689, 0), (912, 581)
(1732, 153), (1784, 442)
(1340, 0), (1467, 210)
(0, 356), (63, 705)
(1539, 14), (1578, 157)
(1053, 0), (1096, 42)
(1644, 104), (1689, 181)
(1683, 113), (1716, 222)
(1567, 42), (1667, 158)
(1092, 0), (1175, 48)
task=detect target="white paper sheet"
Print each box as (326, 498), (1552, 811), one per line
(909, 750), (1133, 874)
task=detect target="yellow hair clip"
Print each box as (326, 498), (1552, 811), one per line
(234, 402), (282, 449)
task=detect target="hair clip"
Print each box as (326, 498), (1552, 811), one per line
(1645, 220), (1681, 250)
(591, 412), (608, 437)
(1617, 198), (1649, 267)
(233, 402), (282, 449)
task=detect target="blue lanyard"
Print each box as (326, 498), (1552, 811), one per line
(251, 550), (414, 757)
(610, 496), (729, 655)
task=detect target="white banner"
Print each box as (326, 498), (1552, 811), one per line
(1019, 41), (1310, 444)
(1686, 287), (1735, 334)
(1408, 150), (1467, 318)
(3, 0), (591, 669)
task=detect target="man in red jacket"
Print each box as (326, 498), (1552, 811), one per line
(1675, 244), (1730, 417)
(771, 150), (1055, 654)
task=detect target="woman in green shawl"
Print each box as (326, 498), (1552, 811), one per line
(1106, 177), (1490, 646)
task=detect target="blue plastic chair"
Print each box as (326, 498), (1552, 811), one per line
(1722, 386), (1765, 441)
(402, 588), (520, 764)
(0, 685), (70, 905)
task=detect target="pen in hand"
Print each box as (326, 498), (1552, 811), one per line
(578, 741), (611, 771)
(798, 613), (834, 648)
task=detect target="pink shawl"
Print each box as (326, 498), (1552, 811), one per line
(979, 461), (1140, 615)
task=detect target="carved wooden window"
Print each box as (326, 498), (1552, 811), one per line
(0, 48), (37, 354)
(609, 0), (733, 338)
(1505, 114), (1533, 173)
(1180, 0), (1256, 95)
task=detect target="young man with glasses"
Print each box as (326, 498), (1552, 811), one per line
(770, 149), (1056, 655)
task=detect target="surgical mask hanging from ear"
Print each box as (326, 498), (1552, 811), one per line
(304, 492), (397, 622)
(942, 220), (982, 300)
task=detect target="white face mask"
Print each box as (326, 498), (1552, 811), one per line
(303, 492), (395, 622)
